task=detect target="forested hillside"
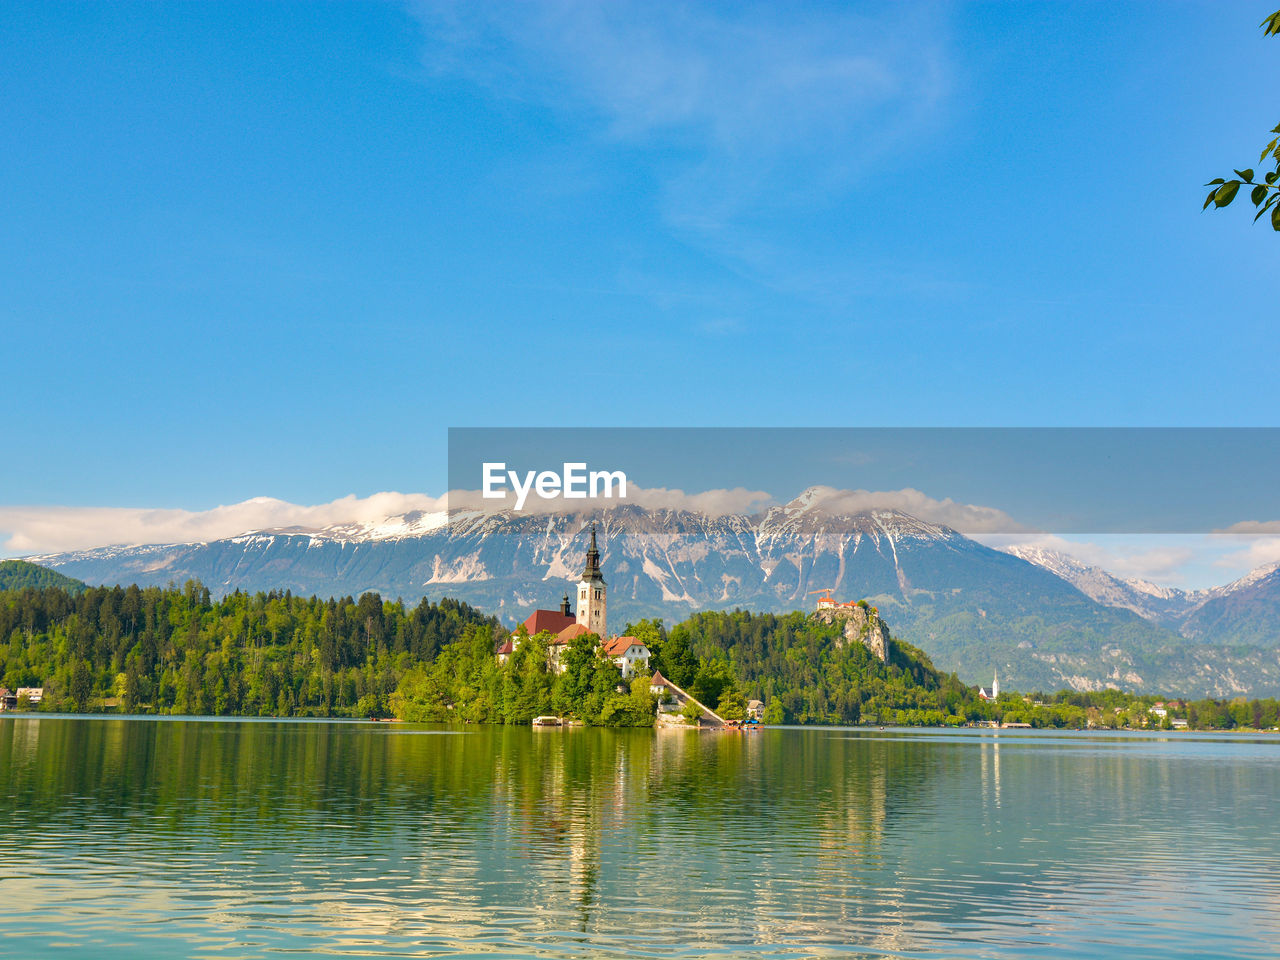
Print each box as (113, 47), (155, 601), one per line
(5, 581), (1277, 731)
(631, 610), (977, 726)
(0, 580), (495, 715)
(0, 560), (86, 594)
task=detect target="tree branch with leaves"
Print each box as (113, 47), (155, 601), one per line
(1204, 10), (1280, 230)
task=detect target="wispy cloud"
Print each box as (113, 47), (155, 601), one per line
(447, 484), (775, 518)
(979, 533), (1198, 585)
(411, 1), (953, 281)
(6, 484), (1006, 555)
(1210, 524), (1280, 573)
(3, 493), (448, 556)
(793, 485), (1025, 534)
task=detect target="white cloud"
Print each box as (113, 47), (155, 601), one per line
(626, 485), (774, 517)
(6, 484), (1007, 555)
(978, 532), (1199, 586)
(1210, 532), (1280, 573)
(415, 2), (947, 146)
(2, 492), (448, 556)
(445, 483), (775, 518)
(793, 485), (1026, 534)
(34, 486), (1262, 588)
(1216, 520), (1280, 535)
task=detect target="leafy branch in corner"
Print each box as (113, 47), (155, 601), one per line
(1203, 10), (1280, 230)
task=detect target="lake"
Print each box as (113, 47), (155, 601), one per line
(1, 718), (1277, 959)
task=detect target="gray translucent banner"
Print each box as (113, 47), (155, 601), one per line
(446, 427), (1280, 534)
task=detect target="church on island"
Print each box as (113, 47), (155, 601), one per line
(497, 526), (652, 679)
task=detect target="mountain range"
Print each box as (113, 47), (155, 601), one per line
(23, 489), (1280, 698)
(1003, 546), (1280, 644)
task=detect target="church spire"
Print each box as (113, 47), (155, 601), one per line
(581, 523), (604, 583)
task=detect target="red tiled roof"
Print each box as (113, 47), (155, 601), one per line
(521, 609), (577, 636)
(648, 670), (672, 688)
(496, 639), (514, 655)
(602, 635), (646, 657)
(553, 623), (590, 645)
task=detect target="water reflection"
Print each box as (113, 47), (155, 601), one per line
(1, 718), (1278, 958)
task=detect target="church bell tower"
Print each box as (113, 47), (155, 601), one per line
(577, 524), (607, 638)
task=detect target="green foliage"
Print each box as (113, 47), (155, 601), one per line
(389, 627), (656, 727)
(1019, 690), (1280, 732)
(1204, 11), (1280, 230)
(0, 580), (494, 715)
(631, 618), (697, 689)
(599, 677), (656, 727)
(10, 579), (1275, 732)
(716, 688), (747, 722)
(0, 561), (86, 594)
(667, 609), (976, 726)
(680, 698), (703, 725)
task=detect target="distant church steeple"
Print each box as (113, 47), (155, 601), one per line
(577, 524), (607, 637)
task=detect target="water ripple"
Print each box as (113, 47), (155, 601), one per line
(1, 720), (1278, 958)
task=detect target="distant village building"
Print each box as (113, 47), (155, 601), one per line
(649, 671), (676, 702)
(501, 525), (649, 677)
(978, 671), (1000, 700)
(0, 687), (41, 711)
(747, 699), (765, 720)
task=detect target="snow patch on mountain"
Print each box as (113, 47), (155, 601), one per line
(1003, 545), (1280, 636)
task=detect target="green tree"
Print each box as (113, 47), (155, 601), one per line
(689, 657), (736, 709)
(552, 629), (600, 718)
(69, 658), (93, 711)
(655, 625), (698, 688)
(680, 698), (702, 726)
(1204, 10), (1280, 229)
(716, 687), (747, 722)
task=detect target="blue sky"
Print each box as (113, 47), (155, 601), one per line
(2, 2), (1278, 583)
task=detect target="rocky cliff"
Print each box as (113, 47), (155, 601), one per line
(814, 603), (890, 662)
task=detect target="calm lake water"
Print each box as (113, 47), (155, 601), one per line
(1, 718), (1277, 959)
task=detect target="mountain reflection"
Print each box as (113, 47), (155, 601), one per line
(2, 719), (1279, 959)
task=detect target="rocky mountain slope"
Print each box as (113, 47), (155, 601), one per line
(1004, 546), (1280, 647)
(25, 491), (1280, 697)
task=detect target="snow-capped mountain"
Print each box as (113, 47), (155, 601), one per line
(1179, 562), (1280, 645)
(24, 489), (1280, 697)
(1001, 546), (1203, 626)
(1003, 546), (1280, 644)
